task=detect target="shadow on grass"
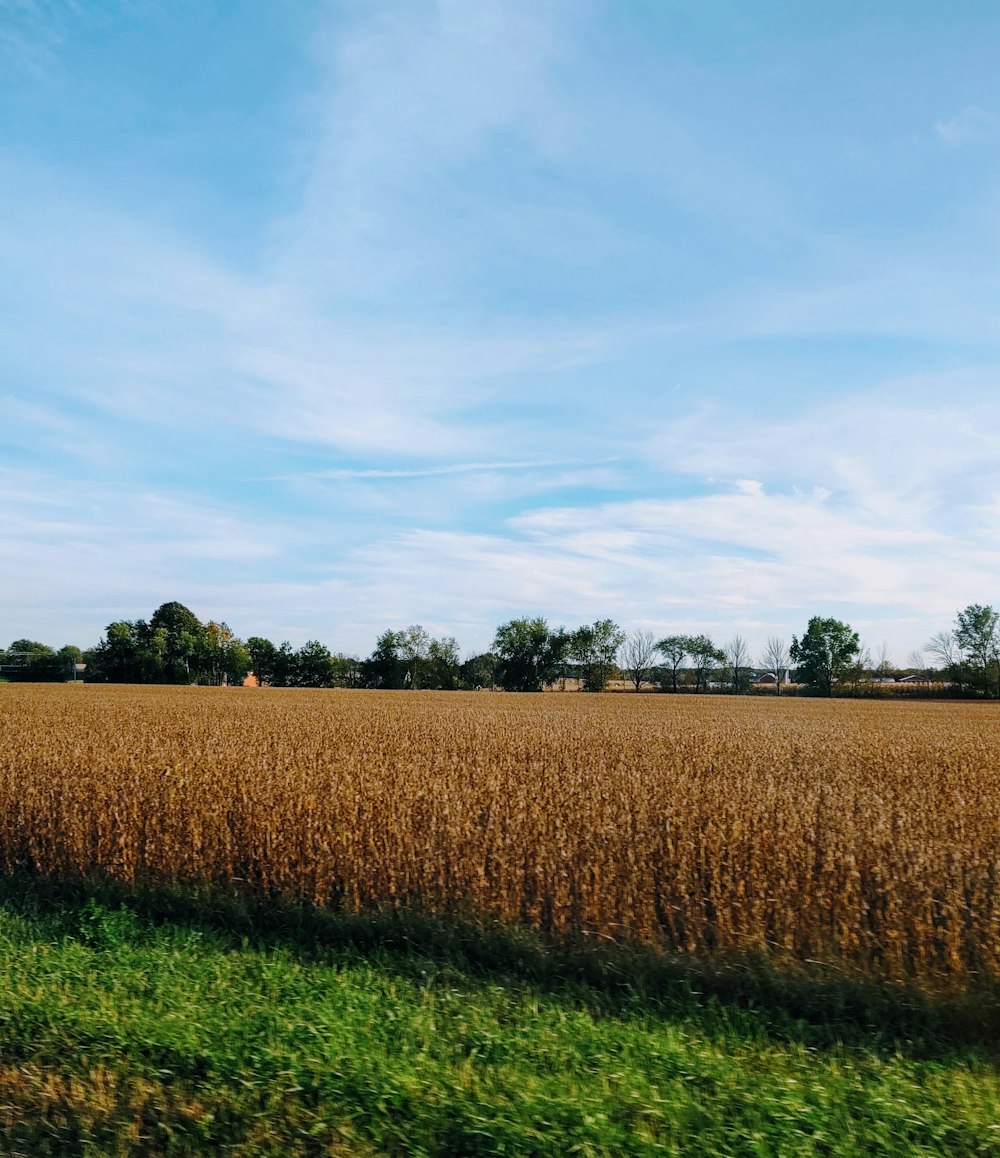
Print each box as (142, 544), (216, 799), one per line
(1, 871), (997, 1064)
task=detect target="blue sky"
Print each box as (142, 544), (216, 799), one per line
(3, 1), (1000, 662)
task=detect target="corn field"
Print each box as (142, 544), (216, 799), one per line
(2, 683), (999, 987)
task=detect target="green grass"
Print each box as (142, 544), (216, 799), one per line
(0, 878), (997, 1156)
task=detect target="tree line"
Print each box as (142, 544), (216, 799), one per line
(4, 601), (1000, 697)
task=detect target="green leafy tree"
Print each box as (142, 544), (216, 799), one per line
(399, 625), (432, 689)
(222, 639), (251, 686)
(200, 621), (250, 686)
(687, 634), (726, 693)
(655, 635), (690, 693)
(271, 642), (297, 688)
(460, 652), (497, 689)
(361, 630), (407, 689)
(58, 645), (85, 681)
(330, 653), (362, 688)
(246, 637), (278, 686)
(427, 636), (462, 689)
(493, 618), (569, 692)
(2, 639), (66, 681)
(790, 616), (860, 696)
(570, 619), (625, 691)
(148, 602), (206, 683)
(88, 622), (143, 682)
(954, 603), (1000, 697)
(293, 640), (336, 688)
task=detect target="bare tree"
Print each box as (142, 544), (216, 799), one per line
(618, 628), (658, 692)
(759, 636), (789, 695)
(926, 630), (958, 676)
(906, 648), (927, 680)
(873, 641), (894, 680)
(723, 634), (751, 694)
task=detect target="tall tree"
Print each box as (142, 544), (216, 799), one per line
(790, 617), (860, 696)
(88, 621), (145, 683)
(427, 636), (462, 689)
(271, 642), (297, 688)
(759, 636), (790, 695)
(493, 618), (569, 692)
(330, 654), (362, 688)
(294, 640), (336, 688)
(201, 621), (248, 686)
(460, 652), (497, 690)
(687, 634), (725, 693)
(655, 635), (690, 693)
(570, 619), (625, 691)
(619, 628), (658, 692)
(361, 630), (406, 689)
(399, 625), (432, 689)
(872, 641), (894, 681)
(954, 603), (1000, 697)
(148, 602), (206, 683)
(246, 636), (278, 686)
(925, 630), (963, 690)
(722, 634), (751, 694)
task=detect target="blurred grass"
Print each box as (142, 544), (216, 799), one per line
(0, 876), (997, 1156)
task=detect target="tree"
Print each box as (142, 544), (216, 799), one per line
(926, 630), (962, 689)
(687, 634), (725, 693)
(655, 635), (690, 693)
(954, 604), (1000, 697)
(148, 602), (206, 683)
(569, 619), (625, 691)
(722, 634), (751, 694)
(789, 617), (860, 696)
(87, 622), (145, 683)
(759, 636), (790, 695)
(399, 625), (431, 689)
(427, 636), (462, 689)
(201, 621), (249, 686)
(460, 652), (497, 690)
(294, 640), (336, 688)
(493, 618), (569, 692)
(246, 636), (279, 686)
(2, 639), (67, 681)
(872, 641), (894, 681)
(360, 630), (406, 689)
(330, 653), (362, 688)
(271, 642), (297, 688)
(224, 639), (251, 686)
(618, 628), (658, 692)
(58, 645), (85, 681)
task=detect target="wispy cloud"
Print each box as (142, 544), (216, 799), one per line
(292, 459), (594, 480)
(935, 105), (1000, 146)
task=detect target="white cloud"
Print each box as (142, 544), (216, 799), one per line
(935, 106), (1000, 146)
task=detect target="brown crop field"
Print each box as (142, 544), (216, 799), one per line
(2, 683), (999, 990)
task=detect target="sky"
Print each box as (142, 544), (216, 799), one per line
(2, 0), (1000, 663)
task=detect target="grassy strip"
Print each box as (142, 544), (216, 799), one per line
(0, 878), (996, 1156)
